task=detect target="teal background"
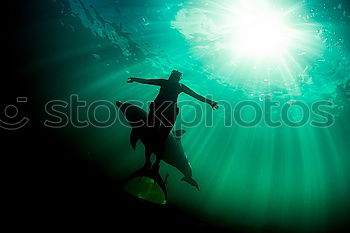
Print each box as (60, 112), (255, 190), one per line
(20, 0), (350, 232)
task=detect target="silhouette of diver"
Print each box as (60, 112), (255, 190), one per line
(116, 101), (201, 201)
(128, 70), (219, 144)
(119, 71), (217, 202)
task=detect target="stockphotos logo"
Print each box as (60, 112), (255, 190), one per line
(1, 95), (335, 130)
(0, 97), (29, 130)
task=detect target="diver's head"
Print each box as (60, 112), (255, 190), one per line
(168, 70), (182, 82)
(181, 177), (200, 191)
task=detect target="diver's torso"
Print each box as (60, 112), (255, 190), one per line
(154, 81), (182, 105)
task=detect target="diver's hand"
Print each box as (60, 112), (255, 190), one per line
(210, 101), (219, 110)
(127, 77), (136, 83)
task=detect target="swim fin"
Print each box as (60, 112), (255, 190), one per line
(122, 167), (168, 203)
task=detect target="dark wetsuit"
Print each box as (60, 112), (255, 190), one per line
(130, 76), (215, 141)
(148, 80), (183, 139)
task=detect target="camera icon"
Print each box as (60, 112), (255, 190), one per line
(0, 97), (29, 130)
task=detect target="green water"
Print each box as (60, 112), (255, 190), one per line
(28, 0), (350, 232)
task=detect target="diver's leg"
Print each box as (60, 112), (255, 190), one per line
(157, 107), (177, 157)
(148, 102), (161, 128)
(152, 156), (161, 172)
(147, 102), (155, 127)
(159, 124), (173, 142)
(159, 106), (178, 140)
(144, 148), (152, 169)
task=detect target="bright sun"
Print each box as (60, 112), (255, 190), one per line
(172, 0), (323, 87)
(235, 12), (287, 56)
(228, 2), (295, 59)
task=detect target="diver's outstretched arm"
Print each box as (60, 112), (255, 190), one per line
(182, 85), (219, 109)
(127, 77), (165, 86)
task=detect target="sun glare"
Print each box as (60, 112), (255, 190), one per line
(227, 3), (297, 59)
(172, 0), (323, 87)
(234, 11), (288, 57)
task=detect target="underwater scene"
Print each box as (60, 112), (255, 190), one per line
(7, 0), (350, 232)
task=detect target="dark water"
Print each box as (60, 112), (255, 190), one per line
(8, 0), (350, 232)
